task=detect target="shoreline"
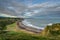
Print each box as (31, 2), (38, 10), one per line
(17, 20), (43, 33)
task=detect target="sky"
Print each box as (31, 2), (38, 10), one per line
(0, 0), (60, 18)
(0, 0), (60, 29)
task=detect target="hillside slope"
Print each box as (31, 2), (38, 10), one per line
(41, 23), (60, 37)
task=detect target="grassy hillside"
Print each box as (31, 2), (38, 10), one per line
(0, 17), (60, 40)
(0, 19), (47, 40)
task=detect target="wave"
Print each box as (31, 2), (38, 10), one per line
(22, 20), (44, 29)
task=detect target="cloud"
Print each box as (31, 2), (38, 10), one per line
(0, 0), (27, 16)
(24, 2), (60, 18)
(0, 13), (16, 17)
(0, 0), (60, 18)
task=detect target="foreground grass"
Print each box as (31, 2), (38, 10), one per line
(0, 31), (48, 40)
(0, 22), (60, 40)
(0, 23), (47, 40)
(1, 31), (60, 40)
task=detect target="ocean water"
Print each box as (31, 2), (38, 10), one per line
(22, 18), (60, 29)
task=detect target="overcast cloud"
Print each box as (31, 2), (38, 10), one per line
(0, 0), (27, 17)
(0, 0), (60, 18)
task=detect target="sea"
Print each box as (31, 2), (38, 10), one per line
(22, 17), (60, 29)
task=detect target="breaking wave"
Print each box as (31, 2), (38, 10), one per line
(22, 20), (44, 29)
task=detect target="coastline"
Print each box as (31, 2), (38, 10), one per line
(17, 20), (43, 33)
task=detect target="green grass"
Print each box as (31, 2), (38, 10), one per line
(6, 23), (16, 27)
(0, 31), (48, 40)
(0, 22), (48, 40)
(1, 23), (59, 40)
(1, 31), (60, 40)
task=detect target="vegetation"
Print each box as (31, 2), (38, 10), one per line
(0, 17), (19, 33)
(0, 17), (60, 40)
(0, 31), (49, 40)
(41, 23), (60, 40)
